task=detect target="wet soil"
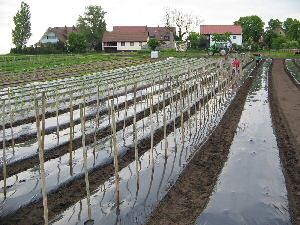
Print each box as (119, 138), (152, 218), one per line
(146, 63), (260, 225)
(269, 59), (300, 225)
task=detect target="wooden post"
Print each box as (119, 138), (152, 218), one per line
(8, 89), (15, 154)
(179, 84), (185, 143)
(94, 84), (100, 153)
(55, 88), (59, 143)
(69, 91), (73, 165)
(2, 100), (7, 199)
(34, 93), (49, 225)
(162, 80), (168, 157)
(123, 81), (128, 139)
(150, 85), (154, 161)
(80, 103), (92, 221)
(110, 99), (120, 210)
(133, 83), (139, 184)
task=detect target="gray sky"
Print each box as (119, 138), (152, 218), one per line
(0, 0), (299, 54)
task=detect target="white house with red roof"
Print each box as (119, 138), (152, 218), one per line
(39, 26), (78, 44)
(200, 25), (243, 47)
(102, 26), (176, 52)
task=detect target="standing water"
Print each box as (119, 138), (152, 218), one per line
(196, 60), (291, 225)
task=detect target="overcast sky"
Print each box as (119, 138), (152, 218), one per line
(0, 0), (299, 54)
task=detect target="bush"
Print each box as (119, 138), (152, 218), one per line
(271, 36), (287, 50)
(148, 38), (160, 51)
(281, 40), (299, 49)
(67, 32), (87, 53)
(10, 42), (67, 54)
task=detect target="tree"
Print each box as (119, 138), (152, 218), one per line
(234, 16), (264, 44)
(212, 32), (231, 43)
(77, 5), (106, 51)
(286, 20), (300, 41)
(67, 32), (87, 53)
(163, 8), (200, 41)
(12, 1), (31, 49)
(263, 30), (278, 49)
(271, 36), (287, 50)
(188, 32), (200, 49)
(267, 19), (282, 31)
(283, 18), (296, 32)
(148, 38), (160, 51)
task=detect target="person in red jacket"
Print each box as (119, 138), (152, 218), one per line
(232, 58), (240, 75)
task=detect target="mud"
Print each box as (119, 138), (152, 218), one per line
(269, 59), (300, 225)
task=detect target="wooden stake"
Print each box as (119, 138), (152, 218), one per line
(69, 91), (73, 165)
(162, 80), (168, 157)
(34, 93), (49, 225)
(110, 99), (120, 209)
(8, 89), (15, 154)
(80, 103), (92, 221)
(55, 87), (59, 143)
(2, 100), (7, 199)
(94, 84), (100, 153)
(133, 83), (139, 183)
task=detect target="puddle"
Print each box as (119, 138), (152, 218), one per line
(195, 60), (291, 225)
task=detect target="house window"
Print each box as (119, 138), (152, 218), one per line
(47, 36), (56, 39)
(139, 42), (142, 46)
(149, 35), (155, 39)
(121, 42), (125, 46)
(232, 36), (237, 39)
(164, 36), (170, 41)
(130, 42), (134, 46)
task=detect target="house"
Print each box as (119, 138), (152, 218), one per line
(147, 26), (176, 48)
(200, 25), (243, 47)
(273, 27), (286, 37)
(102, 26), (176, 52)
(39, 26), (78, 44)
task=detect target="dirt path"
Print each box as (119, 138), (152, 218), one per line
(146, 64), (260, 225)
(269, 59), (300, 225)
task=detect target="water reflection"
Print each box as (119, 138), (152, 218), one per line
(196, 60), (291, 225)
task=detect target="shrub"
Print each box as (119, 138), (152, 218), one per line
(148, 38), (160, 51)
(67, 32), (87, 53)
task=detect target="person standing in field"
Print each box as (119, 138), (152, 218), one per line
(232, 57), (241, 75)
(256, 54), (262, 66)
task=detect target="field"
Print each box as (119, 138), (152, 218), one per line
(0, 52), (299, 225)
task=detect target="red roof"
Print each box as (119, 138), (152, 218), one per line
(200, 25), (242, 35)
(103, 31), (148, 42)
(49, 26), (78, 42)
(147, 27), (176, 41)
(113, 26), (148, 32)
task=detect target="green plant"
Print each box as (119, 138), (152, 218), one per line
(67, 32), (87, 53)
(148, 38), (160, 51)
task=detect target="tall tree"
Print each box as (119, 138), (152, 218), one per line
(164, 8), (200, 41)
(234, 16), (264, 44)
(77, 5), (106, 51)
(283, 18), (296, 32)
(286, 19), (300, 41)
(267, 19), (282, 31)
(12, 1), (31, 49)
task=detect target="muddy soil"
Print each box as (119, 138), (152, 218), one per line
(146, 63), (260, 225)
(269, 59), (300, 225)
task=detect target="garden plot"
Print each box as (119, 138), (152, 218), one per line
(0, 55), (254, 224)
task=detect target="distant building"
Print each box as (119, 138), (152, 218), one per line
(273, 27), (286, 37)
(102, 26), (176, 52)
(200, 25), (243, 47)
(39, 26), (78, 44)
